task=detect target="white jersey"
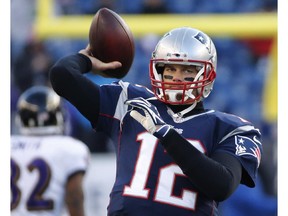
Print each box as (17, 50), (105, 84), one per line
(11, 135), (90, 216)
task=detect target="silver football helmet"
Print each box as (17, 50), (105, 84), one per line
(15, 86), (64, 135)
(150, 27), (217, 107)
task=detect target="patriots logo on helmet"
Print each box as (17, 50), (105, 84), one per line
(235, 135), (262, 168)
(194, 32), (211, 54)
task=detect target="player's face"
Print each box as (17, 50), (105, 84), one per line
(162, 64), (198, 86)
(161, 64), (199, 104)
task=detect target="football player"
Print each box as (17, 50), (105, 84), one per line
(50, 27), (262, 216)
(11, 86), (90, 216)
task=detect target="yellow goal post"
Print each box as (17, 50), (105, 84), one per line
(34, 0), (277, 39)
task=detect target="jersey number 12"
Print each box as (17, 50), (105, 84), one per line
(123, 132), (205, 210)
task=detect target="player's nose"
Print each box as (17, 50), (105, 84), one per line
(172, 71), (184, 82)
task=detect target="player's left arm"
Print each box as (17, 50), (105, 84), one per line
(125, 97), (243, 201)
(160, 130), (242, 202)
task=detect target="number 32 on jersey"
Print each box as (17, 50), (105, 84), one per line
(123, 132), (205, 210)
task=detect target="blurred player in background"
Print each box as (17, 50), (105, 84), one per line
(11, 86), (90, 216)
(50, 27), (262, 215)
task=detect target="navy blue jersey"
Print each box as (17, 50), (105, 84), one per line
(93, 81), (261, 216)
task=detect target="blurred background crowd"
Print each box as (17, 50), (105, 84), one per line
(10, 0), (277, 215)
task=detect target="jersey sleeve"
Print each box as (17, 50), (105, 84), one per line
(214, 116), (262, 187)
(50, 54), (101, 125)
(96, 81), (154, 136)
(95, 81), (128, 134)
(57, 137), (90, 177)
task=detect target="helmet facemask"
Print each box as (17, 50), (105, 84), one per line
(150, 59), (216, 105)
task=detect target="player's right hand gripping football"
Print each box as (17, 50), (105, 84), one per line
(79, 45), (122, 76)
(125, 97), (172, 139)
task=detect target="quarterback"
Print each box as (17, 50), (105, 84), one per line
(50, 27), (262, 216)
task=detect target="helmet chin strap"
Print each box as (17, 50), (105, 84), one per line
(163, 89), (191, 102)
(167, 100), (197, 123)
(164, 87), (198, 122)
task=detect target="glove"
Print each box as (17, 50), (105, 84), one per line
(125, 97), (172, 139)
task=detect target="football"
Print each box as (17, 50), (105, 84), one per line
(89, 8), (135, 79)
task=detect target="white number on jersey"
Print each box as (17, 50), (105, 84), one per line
(123, 132), (205, 210)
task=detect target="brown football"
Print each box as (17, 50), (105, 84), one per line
(89, 8), (135, 79)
